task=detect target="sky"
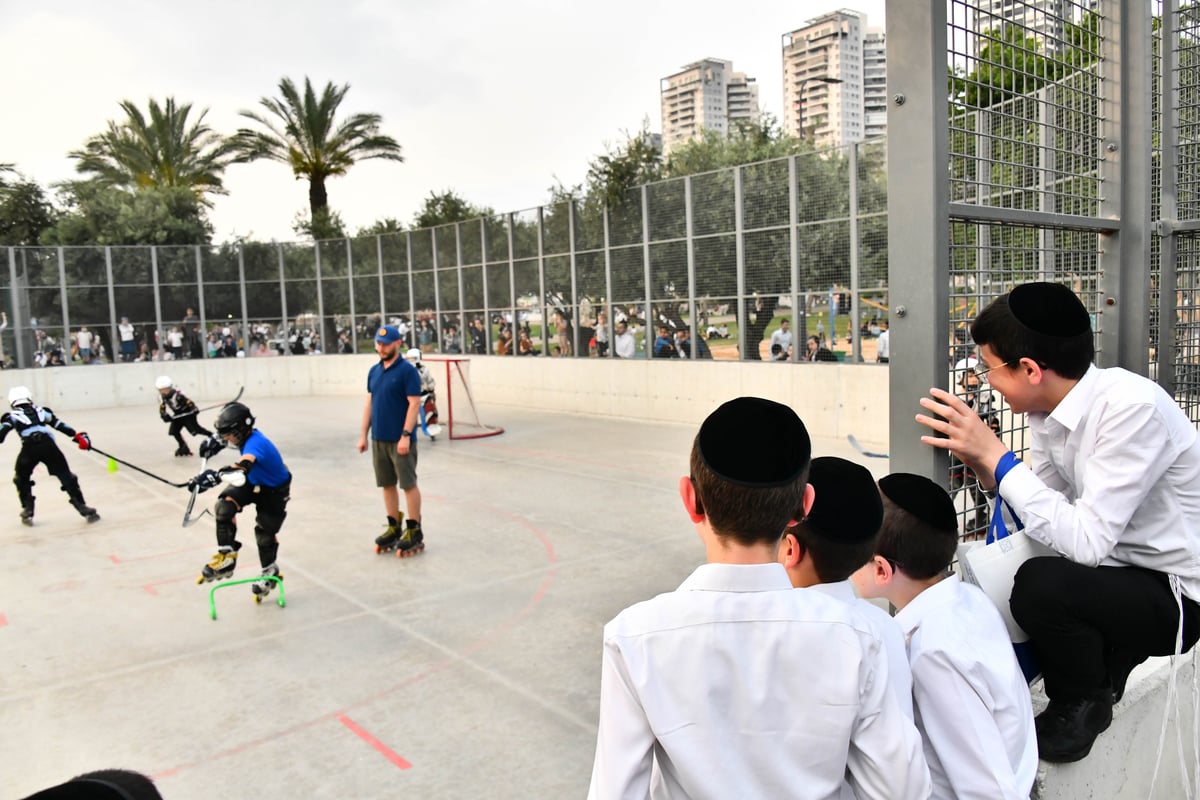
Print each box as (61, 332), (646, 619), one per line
(0, 0), (886, 244)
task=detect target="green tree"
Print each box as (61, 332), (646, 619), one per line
(292, 207), (346, 241)
(355, 217), (404, 237)
(586, 123), (663, 209)
(664, 114), (808, 176)
(41, 181), (212, 246)
(0, 173), (57, 245)
(412, 189), (492, 229)
(233, 76), (404, 220)
(68, 98), (236, 199)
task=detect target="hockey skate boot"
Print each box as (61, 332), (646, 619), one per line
(175, 444), (193, 457)
(251, 563), (282, 603)
(197, 548), (238, 584)
(395, 520), (425, 559)
(71, 500), (100, 523)
(374, 515), (404, 554)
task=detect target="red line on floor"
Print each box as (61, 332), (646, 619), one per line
(336, 714), (412, 769)
(0, 613), (8, 627)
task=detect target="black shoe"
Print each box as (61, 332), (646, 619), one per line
(1107, 649), (1149, 704)
(1035, 697), (1113, 763)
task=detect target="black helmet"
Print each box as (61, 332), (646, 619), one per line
(215, 402), (255, 442)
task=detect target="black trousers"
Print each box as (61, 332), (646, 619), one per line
(14, 435), (83, 505)
(1011, 557), (1200, 701)
(168, 414), (211, 446)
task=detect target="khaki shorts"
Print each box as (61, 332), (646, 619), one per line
(372, 439), (418, 489)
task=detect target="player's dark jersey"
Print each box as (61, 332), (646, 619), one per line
(0, 404), (75, 443)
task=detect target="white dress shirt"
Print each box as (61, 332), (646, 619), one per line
(587, 562), (930, 800)
(895, 575), (1037, 800)
(999, 365), (1200, 601)
(812, 580), (914, 720)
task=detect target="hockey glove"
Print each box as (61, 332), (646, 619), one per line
(189, 469), (221, 492)
(198, 436), (225, 459)
(160, 412), (172, 423)
(73, 432), (91, 450)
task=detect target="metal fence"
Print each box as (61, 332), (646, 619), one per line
(0, 141), (890, 370)
(887, 0), (1196, 536)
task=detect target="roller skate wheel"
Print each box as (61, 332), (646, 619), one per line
(254, 595), (262, 604)
(196, 575), (205, 585)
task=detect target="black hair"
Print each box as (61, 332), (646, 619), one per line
(689, 434), (810, 547)
(789, 525), (879, 583)
(874, 495), (958, 580)
(971, 294), (1093, 379)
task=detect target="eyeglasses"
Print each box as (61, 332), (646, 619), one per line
(972, 359), (1008, 378)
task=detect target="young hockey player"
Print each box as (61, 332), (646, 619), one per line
(404, 348), (439, 430)
(155, 376), (213, 456)
(1, 386), (99, 525)
(191, 402), (291, 599)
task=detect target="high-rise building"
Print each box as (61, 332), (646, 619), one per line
(969, 0), (1076, 53)
(660, 58), (760, 153)
(782, 10), (868, 148)
(862, 27), (887, 141)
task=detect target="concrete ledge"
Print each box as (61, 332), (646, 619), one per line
(1033, 654), (1199, 799)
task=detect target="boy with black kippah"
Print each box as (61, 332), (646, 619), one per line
(916, 281), (1200, 762)
(778, 456), (913, 720)
(852, 473), (1036, 800)
(587, 398), (929, 800)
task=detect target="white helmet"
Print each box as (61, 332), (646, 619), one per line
(8, 385), (32, 408)
(405, 348), (422, 362)
(155, 376), (174, 390)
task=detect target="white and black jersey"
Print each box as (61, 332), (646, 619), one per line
(0, 403), (76, 443)
(159, 389), (199, 420)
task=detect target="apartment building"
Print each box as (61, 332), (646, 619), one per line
(782, 10), (869, 148)
(660, 58), (761, 153)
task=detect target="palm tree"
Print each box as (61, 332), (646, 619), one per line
(69, 98), (236, 199)
(232, 76), (404, 219)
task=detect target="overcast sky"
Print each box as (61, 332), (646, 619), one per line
(0, 0), (886, 244)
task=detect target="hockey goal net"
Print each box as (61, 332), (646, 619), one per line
(423, 356), (504, 439)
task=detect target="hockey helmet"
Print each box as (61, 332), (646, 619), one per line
(8, 385), (32, 408)
(215, 402), (255, 443)
(154, 376), (174, 390)
(405, 348), (422, 362)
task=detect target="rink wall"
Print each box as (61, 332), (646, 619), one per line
(0, 354), (891, 445)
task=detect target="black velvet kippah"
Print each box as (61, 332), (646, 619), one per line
(1008, 282), (1091, 338)
(805, 457), (883, 543)
(878, 473), (957, 533)
(698, 397), (810, 487)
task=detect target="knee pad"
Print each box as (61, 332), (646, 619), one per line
(214, 497), (240, 524)
(255, 510), (286, 540)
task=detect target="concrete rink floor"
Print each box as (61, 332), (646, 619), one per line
(0, 395), (887, 799)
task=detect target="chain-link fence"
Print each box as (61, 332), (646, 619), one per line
(0, 142), (889, 369)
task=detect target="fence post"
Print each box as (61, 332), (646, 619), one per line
(277, 243), (290, 357)
(641, 185), (652, 357)
(105, 247), (118, 364)
(195, 246), (208, 358)
(733, 167), (747, 361)
(849, 144), (862, 363)
(347, 237), (358, 354)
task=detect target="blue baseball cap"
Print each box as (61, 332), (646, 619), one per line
(375, 325), (402, 344)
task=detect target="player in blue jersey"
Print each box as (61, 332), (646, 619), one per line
(190, 402), (292, 599)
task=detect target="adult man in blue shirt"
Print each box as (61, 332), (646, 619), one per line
(357, 325), (426, 556)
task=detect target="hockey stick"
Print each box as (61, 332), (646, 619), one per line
(196, 386), (244, 414)
(86, 443), (192, 487)
(847, 434), (889, 459)
(181, 455), (212, 527)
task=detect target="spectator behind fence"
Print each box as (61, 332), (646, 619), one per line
(613, 320), (635, 359)
(587, 398), (929, 799)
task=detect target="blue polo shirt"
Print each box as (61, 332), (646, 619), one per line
(240, 429), (290, 488)
(367, 357), (421, 442)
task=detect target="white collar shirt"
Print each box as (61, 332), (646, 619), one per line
(812, 580), (913, 720)
(895, 575), (1037, 800)
(999, 365), (1200, 600)
(588, 562), (930, 800)
(876, 330), (889, 359)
